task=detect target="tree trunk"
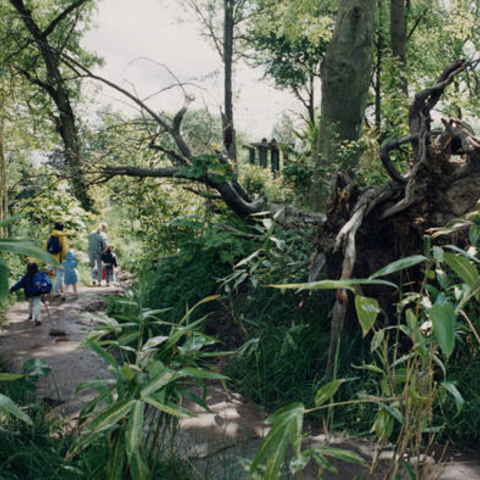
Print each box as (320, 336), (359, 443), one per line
(223, 0), (237, 169)
(313, 60), (476, 374)
(310, 0), (376, 211)
(390, 0), (408, 95)
(9, 0), (92, 210)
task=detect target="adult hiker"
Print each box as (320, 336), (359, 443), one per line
(45, 221), (69, 295)
(88, 222), (108, 286)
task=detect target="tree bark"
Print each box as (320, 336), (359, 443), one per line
(314, 60), (476, 375)
(390, 0), (408, 95)
(223, 0), (237, 169)
(9, 0), (93, 210)
(310, 0), (376, 211)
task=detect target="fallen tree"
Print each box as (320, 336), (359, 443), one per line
(315, 59), (480, 373)
(60, 49), (480, 373)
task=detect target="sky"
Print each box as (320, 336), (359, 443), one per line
(81, 0), (301, 139)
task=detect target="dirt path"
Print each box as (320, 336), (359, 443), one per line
(1, 286), (479, 479)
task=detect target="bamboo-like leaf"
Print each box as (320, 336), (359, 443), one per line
(250, 402), (304, 480)
(0, 373), (25, 381)
(75, 378), (115, 394)
(0, 393), (32, 425)
(355, 296), (380, 337)
(370, 330), (384, 353)
(440, 381), (464, 415)
(125, 400), (144, 458)
(369, 255), (426, 279)
(314, 380), (344, 407)
(178, 295), (221, 326)
(87, 399), (135, 433)
(269, 278), (397, 291)
(443, 252), (480, 288)
(87, 339), (119, 369)
(319, 446), (369, 466)
(142, 336), (169, 350)
(430, 300), (456, 359)
(144, 396), (192, 418)
(140, 368), (183, 399)
(0, 239), (59, 265)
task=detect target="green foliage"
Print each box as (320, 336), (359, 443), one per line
(72, 295), (224, 479)
(136, 217), (253, 322)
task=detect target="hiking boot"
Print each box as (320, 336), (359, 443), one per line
(27, 315), (32, 321)
(34, 319), (42, 326)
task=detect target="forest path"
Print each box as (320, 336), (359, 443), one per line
(0, 286), (479, 479)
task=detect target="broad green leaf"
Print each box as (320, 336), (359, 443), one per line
(269, 278), (397, 291)
(306, 449), (337, 473)
(142, 336), (169, 350)
(314, 379), (344, 407)
(87, 340), (119, 369)
(355, 296), (380, 337)
(0, 239), (59, 265)
(430, 301), (456, 359)
(140, 368), (183, 399)
(440, 381), (464, 415)
(250, 402), (304, 480)
(370, 330), (384, 353)
(377, 402), (403, 423)
(319, 446), (369, 467)
(443, 252), (480, 288)
(125, 401), (144, 458)
(0, 393), (32, 425)
(87, 399), (135, 433)
(445, 245), (480, 265)
(0, 373), (25, 381)
(144, 397), (192, 418)
(75, 378), (115, 394)
(121, 364), (137, 382)
(369, 255), (426, 279)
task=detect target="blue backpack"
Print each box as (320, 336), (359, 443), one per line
(32, 272), (52, 295)
(47, 235), (62, 254)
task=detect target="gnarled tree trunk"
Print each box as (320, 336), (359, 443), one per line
(313, 60), (480, 374)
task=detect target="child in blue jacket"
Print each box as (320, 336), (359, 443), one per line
(9, 262), (42, 325)
(62, 250), (78, 294)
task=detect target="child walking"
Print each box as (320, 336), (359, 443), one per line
(9, 262), (45, 326)
(62, 250), (78, 294)
(101, 245), (118, 286)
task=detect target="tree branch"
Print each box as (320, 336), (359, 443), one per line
(42, 0), (91, 38)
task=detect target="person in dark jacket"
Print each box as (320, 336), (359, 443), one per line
(9, 262), (42, 325)
(101, 245), (118, 286)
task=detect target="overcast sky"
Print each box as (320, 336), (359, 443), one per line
(81, 0), (300, 138)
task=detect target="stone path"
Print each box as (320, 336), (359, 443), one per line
(1, 286), (479, 479)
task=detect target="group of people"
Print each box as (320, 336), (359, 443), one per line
(8, 221), (119, 325)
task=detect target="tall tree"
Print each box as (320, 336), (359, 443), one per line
(6, 0), (97, 210)
(310, 0), (376, 211)
(390, 0), (408, 95)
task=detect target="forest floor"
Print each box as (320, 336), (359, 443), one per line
(1, 284), (479, 479)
